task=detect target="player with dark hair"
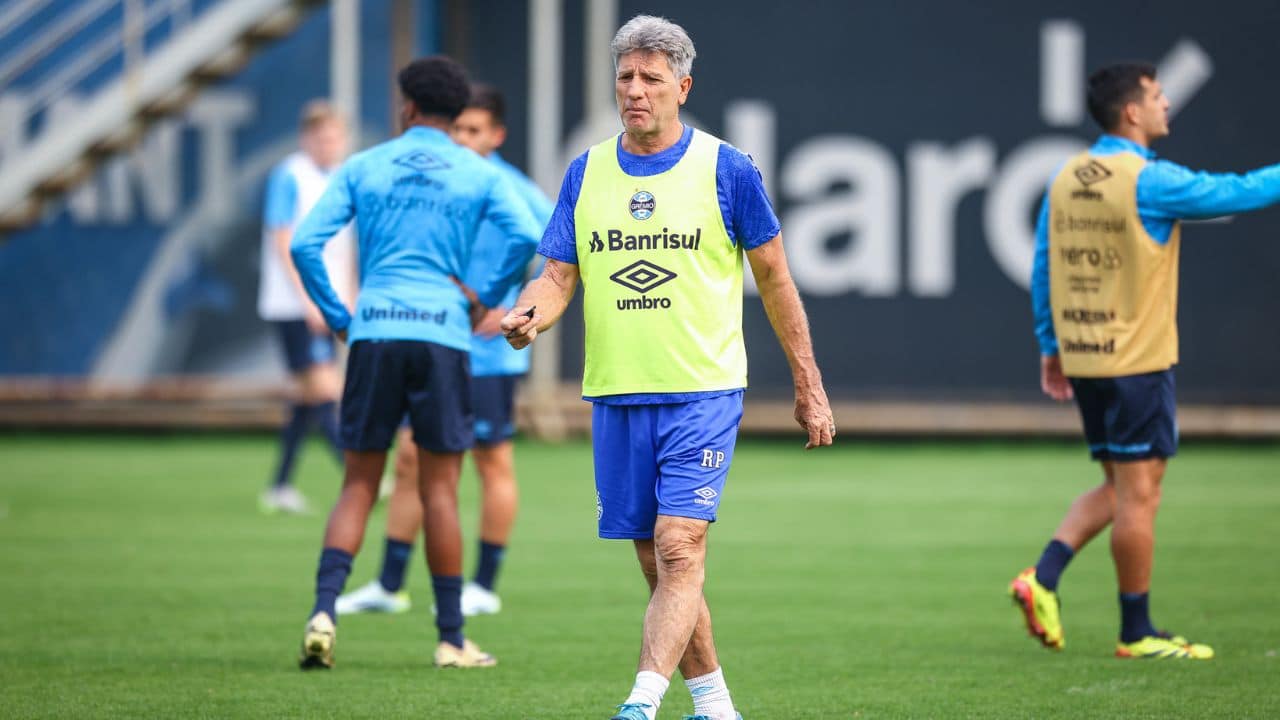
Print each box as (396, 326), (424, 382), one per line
(1011, 61), (1280, 659)
(290, 56), (542, 670)
(337, 83), (552, 617)
(257, 100), (355, 514)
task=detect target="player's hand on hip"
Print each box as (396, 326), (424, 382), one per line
(795, 383), (836, 449)
(1040, 354), (1074, 402)
(500, 306), (540, 349)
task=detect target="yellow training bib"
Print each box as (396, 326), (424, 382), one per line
(1048, 150), (1181, 377)
(574, 129), (747, 396)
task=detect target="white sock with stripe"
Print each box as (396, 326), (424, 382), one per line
(685, 667), (736, 719)
(622, 670), (668, 719)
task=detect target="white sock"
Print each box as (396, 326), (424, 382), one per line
(623, 671), (669, 719)
(685, 667), (736, 719)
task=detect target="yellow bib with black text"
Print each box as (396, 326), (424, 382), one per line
(1048, 150), (1181, 377)
(574, 129), (747, 396)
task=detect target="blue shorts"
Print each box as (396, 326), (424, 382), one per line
(274, 320), (335, 372)
(473, 374), (519, 446)
(1070, 368), (1177, 462)
(341, 340), (473, 453)
(592, 391), (744, 539)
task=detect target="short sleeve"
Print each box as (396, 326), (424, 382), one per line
(263, 165), (298, 229)
(536, 152), (588, 265)
(716, 144), (780, 250)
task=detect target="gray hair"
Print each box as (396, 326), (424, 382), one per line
(610, 15), (696, 79)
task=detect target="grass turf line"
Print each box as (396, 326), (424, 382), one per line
(0, 435), (1277, 718)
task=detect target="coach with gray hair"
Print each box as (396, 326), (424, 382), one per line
(500, 14), (833, 720)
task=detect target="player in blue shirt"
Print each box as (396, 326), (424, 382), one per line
(336, 84), (553, 618)
(291, 56), (542, 671)
(1011, 62), (1280, 660)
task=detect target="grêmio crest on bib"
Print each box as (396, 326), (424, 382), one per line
(629, 190), (656, 220)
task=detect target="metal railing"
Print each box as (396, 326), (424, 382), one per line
(0, 0), (196, 139)
(0, 0), (311, 227)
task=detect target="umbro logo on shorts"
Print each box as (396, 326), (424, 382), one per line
(693, 486), (718, 506)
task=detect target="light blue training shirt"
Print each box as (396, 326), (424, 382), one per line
(1031, 134), (1280, 356)
(291, 126), (543, 352)
(465, 152), (553, 377)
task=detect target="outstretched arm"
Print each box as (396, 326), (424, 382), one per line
(498, 259), (580, 349)
(1140, 159), (1280, 220)
(747, 234), (834, 449)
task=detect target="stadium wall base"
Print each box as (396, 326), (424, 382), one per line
(2, 381), (1279, 439)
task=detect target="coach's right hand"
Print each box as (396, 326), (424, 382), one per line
(500, 307), (541, 349)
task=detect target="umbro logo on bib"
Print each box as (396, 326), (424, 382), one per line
(1073, 160), (1111, 187)
(609, 260), (677, 294)
(629, 190), (656, 220)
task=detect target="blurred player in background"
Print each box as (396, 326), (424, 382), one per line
(1012, 62), (1280, 660)
(289, 56), (542, 670)
(337, 83), (552, 617)
(256, 101), (355, 514)
(500, 15), (833, 720)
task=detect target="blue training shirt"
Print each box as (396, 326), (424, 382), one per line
(1031, 134), (1280, 356)
(465, 152), (553, 376)
(539, 124), (782, 405)
(292, 126), (542, 351)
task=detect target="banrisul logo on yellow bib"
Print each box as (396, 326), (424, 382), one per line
(629, 190), (655, 220)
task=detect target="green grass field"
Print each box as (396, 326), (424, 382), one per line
(1, 434), (1277, 719)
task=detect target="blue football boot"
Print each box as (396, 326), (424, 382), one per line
(610, 704), (653, 720)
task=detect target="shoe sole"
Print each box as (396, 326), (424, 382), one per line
(337, 602), (411, 616)
(434, 658), (497, 669)
(434, 648), (497, 669)
(1116, 643), (1214, 660)
(1009, 579), (1062, 650)
(1116, 649), (1208, 659)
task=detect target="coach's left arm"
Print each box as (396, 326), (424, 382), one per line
(747, 234), (835, 449)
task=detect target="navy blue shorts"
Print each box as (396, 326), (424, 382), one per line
(274, 320), (335, 372)
(1070, 368), (1177, 462)
(396, 374), (519, 445)
(341, 340), (473, 453)
(592, 391), (744, 539)
(473, 374), (519, 446)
